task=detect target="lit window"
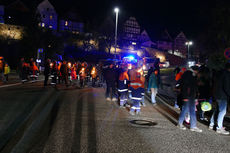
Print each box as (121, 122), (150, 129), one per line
(42, 23), (45, 27)
(65, 21), (68, 26)
(50, 16), (53, 20)
(49, 25), (53, 28)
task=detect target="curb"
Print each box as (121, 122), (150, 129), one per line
(0, 79), (44, 89)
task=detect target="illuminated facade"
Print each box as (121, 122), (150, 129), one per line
(59, 12), (84, 33)
(37, 0), (58, 30)
(122, 17), (141, 47)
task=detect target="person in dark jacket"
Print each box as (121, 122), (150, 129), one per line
(209, 63), (230, 135)
(60, 61), (68, 86)
(178, 66), (202, 132)
(104, 63), (117, 101)
(44, 59), (51, 86)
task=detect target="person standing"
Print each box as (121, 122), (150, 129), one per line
(60, 61), (68, 87)
(118, 67), (129, 107)
(148, 69), (160, 105)
(129, 73), (145, 115)
(177, 66), (202, 132)
(91, 66), (97, 87)
(4, 63), (10, 82)
(0, 57), (5, 82)
(209, 63), (230, 135)
(44, 59), (51, 86)
(104, 63), (117, 101)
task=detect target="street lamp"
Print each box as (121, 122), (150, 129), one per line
(114, 7), (119, 58)
(185, 41), (193, 59)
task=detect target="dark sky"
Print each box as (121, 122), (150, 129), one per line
(52, 0), (215, 39)
(2, 0), (217, 40)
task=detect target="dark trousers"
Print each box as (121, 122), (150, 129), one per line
(92, 78), (96, 87)
(106, 81), (116, 98)
(44, 74), (49, 86)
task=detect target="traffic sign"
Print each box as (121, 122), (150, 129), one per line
(224, 48), (230, 59)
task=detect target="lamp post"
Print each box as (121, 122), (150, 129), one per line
(114, 7), (119, 59)
(185, 41), (193, 60)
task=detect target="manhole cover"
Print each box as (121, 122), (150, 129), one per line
(129, 120), (157, 127)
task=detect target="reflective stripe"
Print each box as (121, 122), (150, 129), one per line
(130, 83), (142, 86)
(141, 93), (145, 95)
(51, 83), (56, 85)
(118, 89), (128, 92)
(131, 97), (142, 100)
(131, 106), (141, 110)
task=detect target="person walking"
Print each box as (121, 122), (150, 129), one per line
(209, 63), (230, 135)
(177, 66), (202, 132)
(148, 69), (160, 105)
(44, 59), (51, 86)
(0, 57), (5, 82)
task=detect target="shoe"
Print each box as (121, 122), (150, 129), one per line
(152, 103), (157, 106)
(136, 111), (142, 115)
(190, 127), (202, 133)
(177, 124), (186, 130)
(208, 125), (214, 130)
(119, 105), (125, 108)
(112, 98), (117, 101)
(125, 103), (130, 107)
(106, 97), (111, 101)
(129, 111), (135, 116)
(216, 128), (229, 135)
(141, 102), (146, 107)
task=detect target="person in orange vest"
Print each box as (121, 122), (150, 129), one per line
(174, 67), (186, 109)
(129, 72), (145, 115)
(91, 66), (97, 87)
(30, 61), (39, 82)
(118, 66), (129, 107)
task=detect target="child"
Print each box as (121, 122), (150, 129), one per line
(4, 63), (10, 82)
(118, 67), (129, 108)
(129, 73), (145, 115)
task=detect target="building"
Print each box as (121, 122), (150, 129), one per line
(174, 32), (187, 57)
(0, 5), (4, 24)
(122, 17), (141, 48)
(140, 30), (156, 48)
(37, 0), (58, 30)
(156, 30), (173, 52)
(59, 11), (84, 34)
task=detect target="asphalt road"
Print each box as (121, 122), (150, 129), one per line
(1, 82), (230, 153)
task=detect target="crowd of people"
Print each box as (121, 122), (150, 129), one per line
(174, 63), (230, 134)
(3, 56), (230, 135)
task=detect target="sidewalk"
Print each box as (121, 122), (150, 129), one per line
(0, 72), (44, 88)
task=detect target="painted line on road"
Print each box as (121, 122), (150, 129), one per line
(0, 80), (44, 89)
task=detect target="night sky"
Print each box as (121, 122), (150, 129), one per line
(2, 0), (217, 40)
(52, 0), (216, 39)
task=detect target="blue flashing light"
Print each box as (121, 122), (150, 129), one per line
(124, 55), (135, 61)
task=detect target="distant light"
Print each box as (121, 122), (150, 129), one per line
(65, 21), (68, 26)
(114, 7), (119, 13)
(132, 42), (136, 45)
(185, 41), (193, 45)
(36, 59), (41, 63)
(41, 23), (45, 27)
(8, 16), (11, 19)
(49, 25), (53, 28)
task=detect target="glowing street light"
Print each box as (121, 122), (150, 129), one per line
(185, 41), (193, 59)
(114, 7), (119, 58)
